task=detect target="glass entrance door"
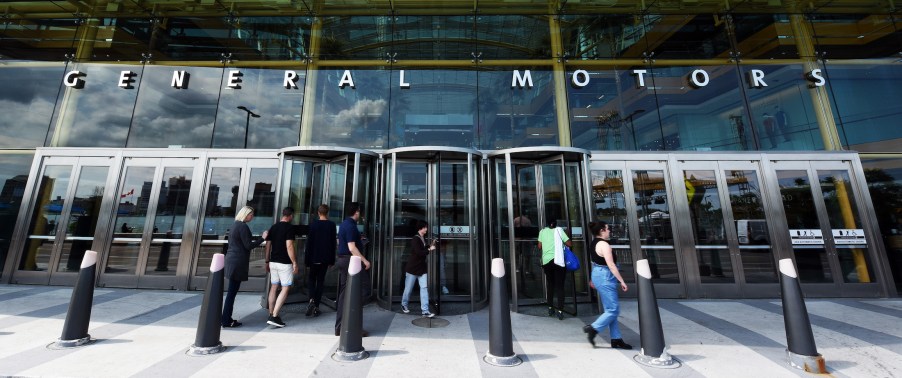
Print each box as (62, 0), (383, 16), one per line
(491, 148), (590, 314)
(673, 161), (780, 298)
(14, 156), (114, 286)
(100, 158), (202, 289)
(379, 147), (484, 315)
(190, 158), (278, 291)
(769, 160), (881, 296)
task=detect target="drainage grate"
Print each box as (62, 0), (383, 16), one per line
(411, 317), (450, 328)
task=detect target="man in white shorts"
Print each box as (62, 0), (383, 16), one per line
(265, 207), (298, 327)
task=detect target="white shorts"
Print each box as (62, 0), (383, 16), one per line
(269, 262), (293, 286)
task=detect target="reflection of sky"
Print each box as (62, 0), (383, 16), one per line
(0, 153), (34, 179)
(214, 68), (303, 148)
(53, 63), (140, 147)
(129, 65), (221, 148)
(0, 66), (64, 148)
(208, 168), (241, 208)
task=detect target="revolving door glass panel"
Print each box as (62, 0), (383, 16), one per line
(380, 149), (483, 315)
(277, 148), (376, 307)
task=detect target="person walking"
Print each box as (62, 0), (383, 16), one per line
(774, 105), (791, 142)
(537, 219), (571, 320)
(305, 204), (336, 317)
(335, 202), (371, 337)
(401, 220), (436, 318)
(583, 221), (632, 349)
(221, 206), (267, 328)
(264, 207), (298, 328)
(762, 112), (778, 148)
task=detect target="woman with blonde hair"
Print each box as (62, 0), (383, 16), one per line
(221, 206), (267, 328)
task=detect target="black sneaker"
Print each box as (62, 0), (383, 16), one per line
(611, 339), (633, 350)
(422, 311), (435, 318)
(401, 305), (410, 314)
(311, 307), (321, 317)
(268, 316), (286, 328)
(305, 302), (315, 317)
(582, 325), (597, 347)
(547, 306), (554, 317)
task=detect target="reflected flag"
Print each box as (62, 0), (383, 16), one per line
(121, 188), (134, 198)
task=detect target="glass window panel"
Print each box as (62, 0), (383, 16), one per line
(0, 152), (35, 275)
(726, 170), (777, 283)
(438, 163), (470, 296)
(810, 14), (902, 59)
(57, 166), (109, 272)
(308, 68), (390, 148)
(48, 63), (140, 147)
(213, 67), (304, 149)
(195, 167), (241, 277)
(319, 16), (391, 60)
(19, 165), (72, 271)
(84, 18), (154, 61)
(860, 157), (902, 292)
(591, 169), (630, 243)
(245, 167), (277, 279)
(731, 14), (799, 59)
(818, 169), (873, 284)
(392, 16), (475, 60)
(388, 69), (477, 148)
(476, 15), (551, 59)
(0, 64), (66, 148)
(633, 170), (672, 245)
(0, 18), (80, 61)
(643, 15), (731, 60)
(777, 169), (832, 283)
(684, 170), (733, 283)
(824, 63), (902, 152)
(148, 17), (233, 61)
(560, 14), (650, 59)
(230, 17), (312, 61)
(106, 166), (155, 275)
(128, 65), (221, 148)
(651, 65), (750, 151)
(568, 67), (661, 151)
(742, 64), (822, 151)
(477, 68), (557, 149)
(145, 167), (193, 275)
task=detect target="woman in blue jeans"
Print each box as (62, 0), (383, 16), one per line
(583, 221), (632, 349)
(401, 220), (436, 318)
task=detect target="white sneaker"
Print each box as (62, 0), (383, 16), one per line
(422, 311), (435, 318)
(401, 305), (410, 314)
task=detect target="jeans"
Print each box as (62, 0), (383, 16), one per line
(590, 265), (622, 340)
(401, 272), (429, 313)
(221, 278), (242, 325)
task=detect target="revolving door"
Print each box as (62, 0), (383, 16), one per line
(490, 147), (592, 314)
(276, 146), (377, 306)
(376, 147), (487, 315)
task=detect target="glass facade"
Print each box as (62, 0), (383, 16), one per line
(0, 1), (900, 298)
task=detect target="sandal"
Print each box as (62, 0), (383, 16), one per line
(222, 319), (242, 328)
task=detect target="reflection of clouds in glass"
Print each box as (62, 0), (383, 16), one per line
(0, 98), (54, 148)
(333, 98), (387, 131)
(57, 64), (140, 147)
(129, 66), (221, 147)
(0, 154), (33, 178)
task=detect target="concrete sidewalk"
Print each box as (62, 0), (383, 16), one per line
(0, 284), (900, 377)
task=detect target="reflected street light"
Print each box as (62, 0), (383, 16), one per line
(237, 106), (260, 148)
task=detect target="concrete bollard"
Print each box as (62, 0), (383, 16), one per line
(332, 256), (369, 362)
(188, 253), (226, 356)
(483, 258), (522, 367)
(633, 259), (680, 369)
(779, 259), (827, 373)
(54, 250), (98, 348)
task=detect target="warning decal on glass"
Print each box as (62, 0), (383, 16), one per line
(832, 229), (866, 245)
(789, 229), (824, 245)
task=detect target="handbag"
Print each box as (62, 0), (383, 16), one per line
(563, 245), (580, 271)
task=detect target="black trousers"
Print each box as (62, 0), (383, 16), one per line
(542, 261), (566, 309)
(307, 263), (329, 307)
(221, 278), (242, 325)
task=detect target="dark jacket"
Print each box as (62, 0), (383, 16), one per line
(405, 234), (430, 276)
(224, 220), (264, 281)
(305, 219), (337, 266)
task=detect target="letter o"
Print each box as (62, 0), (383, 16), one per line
(689, 69), (710, 87)
(572, 69), (590, 87)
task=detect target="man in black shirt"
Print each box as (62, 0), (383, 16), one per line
(305, 204), (336, 317)
(265, 207), (298, 328)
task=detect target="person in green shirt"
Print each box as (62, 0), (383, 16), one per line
(536, 219), (572, 320)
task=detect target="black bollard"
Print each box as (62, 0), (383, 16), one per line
(54, 250), (98, 348)
(633, 259), (680, 368)
(188, 253), (226, 356)
(483, 258), (521, 367)
(332, 256), (369, 362)
(779, 258), (827, 373)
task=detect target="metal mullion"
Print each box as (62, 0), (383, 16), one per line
(387, 153), (397, 307)
(714, 161), (751, 291)
(504, 153), (518, 311)
(133, 159), (164, 277)
(803, 163), (844, 291)
(468, 153), (476, 312)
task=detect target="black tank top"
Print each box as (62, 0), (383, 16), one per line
(589, 238), (616, 266)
